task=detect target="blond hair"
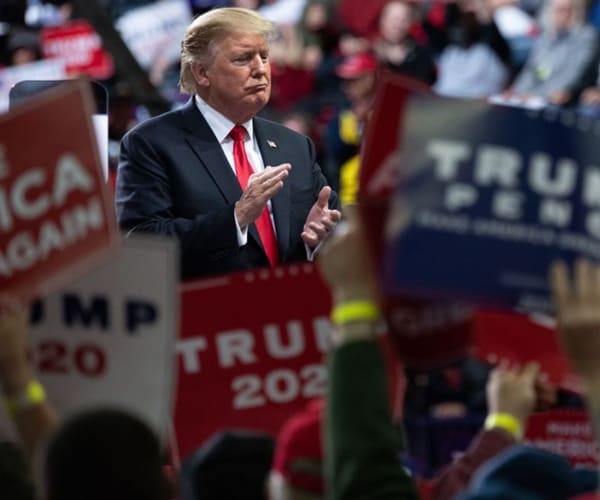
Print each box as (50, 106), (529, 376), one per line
(179, 8), (276, 94)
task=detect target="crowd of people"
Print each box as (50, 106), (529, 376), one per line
(3, 0), (600, 499)
(5, 0), (600, 192)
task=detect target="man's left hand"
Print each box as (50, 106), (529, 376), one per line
(301, 186), (341, 248)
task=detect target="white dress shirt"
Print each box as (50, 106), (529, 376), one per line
(195, 95), (274, 247)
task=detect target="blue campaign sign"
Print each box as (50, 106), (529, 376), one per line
(383, 95), (600, 314)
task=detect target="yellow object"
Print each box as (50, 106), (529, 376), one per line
(339, 155), (360, 205)
(339, 110), (360, 145)
(5, 380), (46, 415)
(484, 412), (523, 440)
(331, 300), (381, 325)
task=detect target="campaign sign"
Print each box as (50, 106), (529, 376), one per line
(0, 80), (119, 302)
(0, 235), (178, 438)
(474, 310), (581, 391)
(41, 20), (114, 79)
(525, 410), (598, 467)
(174, 264), (402, 459)
(383, 95), (600, 314)
(115, 0), (192, 70)
(0, 58), (67, 113)
(357, 74), (474, 369)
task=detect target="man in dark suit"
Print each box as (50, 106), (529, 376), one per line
(116, 7), (341, 280)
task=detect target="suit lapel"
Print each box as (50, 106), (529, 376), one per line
(254, 119), (291, 259)
(180, 99), (262, 247)
(181, 99), (241, 204)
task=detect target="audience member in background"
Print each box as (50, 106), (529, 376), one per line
(0, 298), (45, 500)
(372, 0), (436, 85)
(45, 407), (173, 500)
(551, 258), (600, 458)
(180, 430), (275, 500)
(0, 298), (174, 500)
(432, 0), (512, 98)
(6, 28), (42, 66)
(282, 0), (346, 117)
(508, 0), (598, 106)
(116, 8), (340, 280)
(268, 398), (324, 500)
(323, 52), (378, 201)
(457, 259), (600, 499)
(316, 215), (563, 500)
(0, 297), (57, 462)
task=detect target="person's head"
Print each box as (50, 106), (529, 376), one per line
(8, 29), (41, 65)
(268, 399), (324, 500)
(281, 111), (312, 136)
(336, 52), (378, 121)
(378, 1), (415, 44)
(44, 408), (170, 500)
(546, 0), (584, 32)
(179, 7), (276, 123)
(182, 430), (274, 500)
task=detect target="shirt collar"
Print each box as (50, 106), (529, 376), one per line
(194, 95), (254, 143)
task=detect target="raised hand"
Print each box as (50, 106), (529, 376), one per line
(301, 186), (342, 249)
(550, 258), (600, 382)
(487, 362), (539, 429)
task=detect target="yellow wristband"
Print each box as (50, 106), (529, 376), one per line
(484, 412), (523, 441)
(331, 300), (380, 325)
(5, 380), (46, 415)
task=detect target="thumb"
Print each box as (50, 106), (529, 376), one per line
(317, 186), (331, 209)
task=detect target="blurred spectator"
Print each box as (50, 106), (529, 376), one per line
(268, 22), (316, 111)
(7, 28), (42, 65)
(322, 52), (378, 199)
(433, 0), (512, 98)
(268, 398), (324, 499)
(459, 445), (597, 499)
(0, 297), (57, 462)
(230, 0), (263, 8)
(0, 442), (35, 500)
(509, 0), (599, 106)
(180, 430), (274, 500)
(281, 109), (313, 135)
(372, 0), (436, 85)
(45, 407), (173, 500)
(404, 357), (491, 417)
(0, 297), (174, 500)
(317, 214), (560, 500)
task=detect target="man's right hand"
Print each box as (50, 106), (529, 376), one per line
(235, 163), (291, 228)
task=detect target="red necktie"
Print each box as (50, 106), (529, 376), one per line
(229, 125), (279, 267)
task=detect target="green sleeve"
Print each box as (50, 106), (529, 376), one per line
(326, 340), (419, 500)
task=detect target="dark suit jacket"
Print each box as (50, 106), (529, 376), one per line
(115, 98), (339, 280)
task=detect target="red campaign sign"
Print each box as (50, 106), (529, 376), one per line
(41, 20), (114, 80)
(525, 410), (598, 467)
(173, 264), (403, 460)
(358, 73), (474, 369)
(473, 310), (581, 392)
(0, 80), (119, 302)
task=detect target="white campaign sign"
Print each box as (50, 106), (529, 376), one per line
(116, 0), (192, 70)
(0, 235), (178, 439)
(0, 58), (67, 112)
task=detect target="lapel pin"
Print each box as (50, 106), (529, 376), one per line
(267, 140), (277, 148)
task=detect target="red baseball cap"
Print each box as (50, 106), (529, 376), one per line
(336, 52), (378, 79)
(271, 398), (324, 494)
